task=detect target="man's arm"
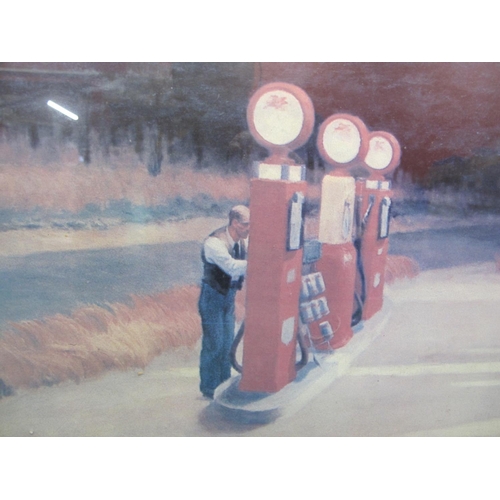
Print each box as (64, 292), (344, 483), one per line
(204, 237), (247, 280)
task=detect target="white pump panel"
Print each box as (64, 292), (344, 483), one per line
(318, 175), (356, 245)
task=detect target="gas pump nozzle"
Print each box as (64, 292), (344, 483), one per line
(362, 195), (376, 230)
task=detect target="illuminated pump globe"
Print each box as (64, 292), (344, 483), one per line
(363, 131), (401, 176)
(247, 82), (315, 160)
(316, 114), (369, 169)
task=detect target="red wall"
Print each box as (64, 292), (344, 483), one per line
(256, 63), (500, 180)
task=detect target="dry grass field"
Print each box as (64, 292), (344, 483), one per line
(0, 285), (247, 393)
(0, 148), (250, 213)
(385, 255), (420, 284)
(0, 286), (200, 391)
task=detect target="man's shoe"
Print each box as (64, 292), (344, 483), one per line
(202, 392), (214, 400)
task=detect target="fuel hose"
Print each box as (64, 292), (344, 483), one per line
(230, 320), (309, 373)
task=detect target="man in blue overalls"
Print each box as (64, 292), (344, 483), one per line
(198, 205), (250, 399)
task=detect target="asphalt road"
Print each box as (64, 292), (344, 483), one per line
(388, 222), (500, 271)
(0, 240), (203, 330)
(1, 221), (499, 331)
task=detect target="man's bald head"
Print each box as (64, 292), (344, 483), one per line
(229, 205), (250, 225)
(228, 205), (250, 241)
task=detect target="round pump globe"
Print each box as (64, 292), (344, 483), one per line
(363, 131), (401, 176)
(317, 114), (369, 169)
(247, 82), (315, 157)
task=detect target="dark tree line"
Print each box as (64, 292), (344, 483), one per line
(4, 63), (329, 178)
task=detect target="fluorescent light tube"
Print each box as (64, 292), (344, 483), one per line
(47, 100), (79, 120)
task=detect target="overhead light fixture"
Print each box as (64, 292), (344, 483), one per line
(47, 100), (79, 120)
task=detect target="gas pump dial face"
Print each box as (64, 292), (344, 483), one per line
(323, 118), (361, 163)
(253, 90), (303, 146)
(247, 82), (315, 153)
(317, 114), (369, 168)
(363, 131), (401, 175)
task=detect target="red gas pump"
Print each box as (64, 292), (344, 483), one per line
(306, 114), (369, 350)
(356, 131), (401, 320)
(239, 82), (315, 393)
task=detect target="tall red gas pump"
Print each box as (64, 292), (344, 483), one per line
(305, 114), (369, 350)
(239, 82), (315, 393)
(356, 131), (401, 320)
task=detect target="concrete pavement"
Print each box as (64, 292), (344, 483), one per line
(240, 261), (500, 436)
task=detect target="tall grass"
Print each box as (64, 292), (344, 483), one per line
(0, 286), (200, 390)
(0, 141), (250, 213)
(385, 255), (420, 284)
(0, 285), (247, 393)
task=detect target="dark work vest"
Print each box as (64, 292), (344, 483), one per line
(201, 226), (246, 295)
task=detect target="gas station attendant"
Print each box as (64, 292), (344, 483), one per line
(198, 205), (250, 399)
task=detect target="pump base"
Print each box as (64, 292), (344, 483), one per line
(212, 299), (392, 425)
(330, 331), (353, 349)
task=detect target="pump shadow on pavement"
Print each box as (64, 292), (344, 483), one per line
(198, 403), (272, 433)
